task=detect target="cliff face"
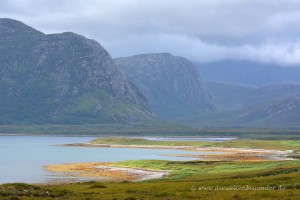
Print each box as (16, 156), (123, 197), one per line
(115, 53), (217, 119)
(0, 18), (154, 124)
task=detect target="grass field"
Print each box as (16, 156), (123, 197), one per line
(1, 159), (300, 199)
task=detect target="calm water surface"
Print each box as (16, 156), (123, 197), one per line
(0, 136), (221, 184)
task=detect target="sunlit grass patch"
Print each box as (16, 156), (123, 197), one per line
(90, 137), (300, 151)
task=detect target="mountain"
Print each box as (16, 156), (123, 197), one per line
(175, 82), (300, 128)
(237, 94), (300, 128)
(207, 82), (300, 111)
(0, 18), (154, 124)
(197, 60), (300, 87)
(205, 82), (256, 110)
(114, 53), (217, 119)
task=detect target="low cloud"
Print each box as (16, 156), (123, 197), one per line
(1, 0), (300, 66)
(104, 34), (300, 66)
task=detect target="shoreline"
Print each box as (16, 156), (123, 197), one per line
(59, 143), (294, 161)
(45, 162), (169, 183)
(44, 142), (295, 183)
(45, 142), (294, 184)
(0, 134), (237, 139)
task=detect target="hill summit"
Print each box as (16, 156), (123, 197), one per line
(0, 18), (154, 124)
(115, 53), (217, 119)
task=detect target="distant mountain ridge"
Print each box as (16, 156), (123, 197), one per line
(197, 60), (300, 86)
(237, 94), (300, 127)
(175, 82), (300, 128)
(0, 18), (154, 124)
(115, 53), (217, 119)
(206, 82), (300, 111)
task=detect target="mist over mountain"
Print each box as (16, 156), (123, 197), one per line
(197, 60), (300, 87)
(207, 82), (300, 111)
(176, 82), (300, 128)
(191, 59), (300, 128)
(237, 94), (300, 128)
(0, 18), (154, 124)
(115, 53), (217, 119)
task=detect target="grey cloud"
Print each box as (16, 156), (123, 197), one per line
(103, 33), (300, 66)
(0, 0), (300, 66)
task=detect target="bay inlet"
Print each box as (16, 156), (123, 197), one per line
(0, 136), (223, 184)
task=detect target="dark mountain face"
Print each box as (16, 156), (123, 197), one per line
(115, 53), (217, 119)
(0, 18), (154, 124)
(197, 60), (300, 87)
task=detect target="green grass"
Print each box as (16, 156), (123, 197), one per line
(90, 137), (300, 151)
(111, 159), (300, 180)
(203, 139), (300, 151)
(90, 137), (204, 146)
(282, 141), (300, 147)
(1, 160), (300, 200)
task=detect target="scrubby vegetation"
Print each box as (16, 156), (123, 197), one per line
(1, 159), (300, 199)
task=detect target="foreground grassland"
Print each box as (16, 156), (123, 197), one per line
(1, 138), (299, 199)
(1, 159), (300, 200)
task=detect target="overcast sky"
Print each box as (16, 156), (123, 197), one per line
(1, 0), (300, 66)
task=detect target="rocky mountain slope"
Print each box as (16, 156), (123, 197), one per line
(115, 53), (217, 119)
(0, 18), (154, 124)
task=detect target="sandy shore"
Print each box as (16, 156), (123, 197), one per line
(59, 143), (293, 161)
(45, 162), (168, 182)
(45, 143), (294, 183)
